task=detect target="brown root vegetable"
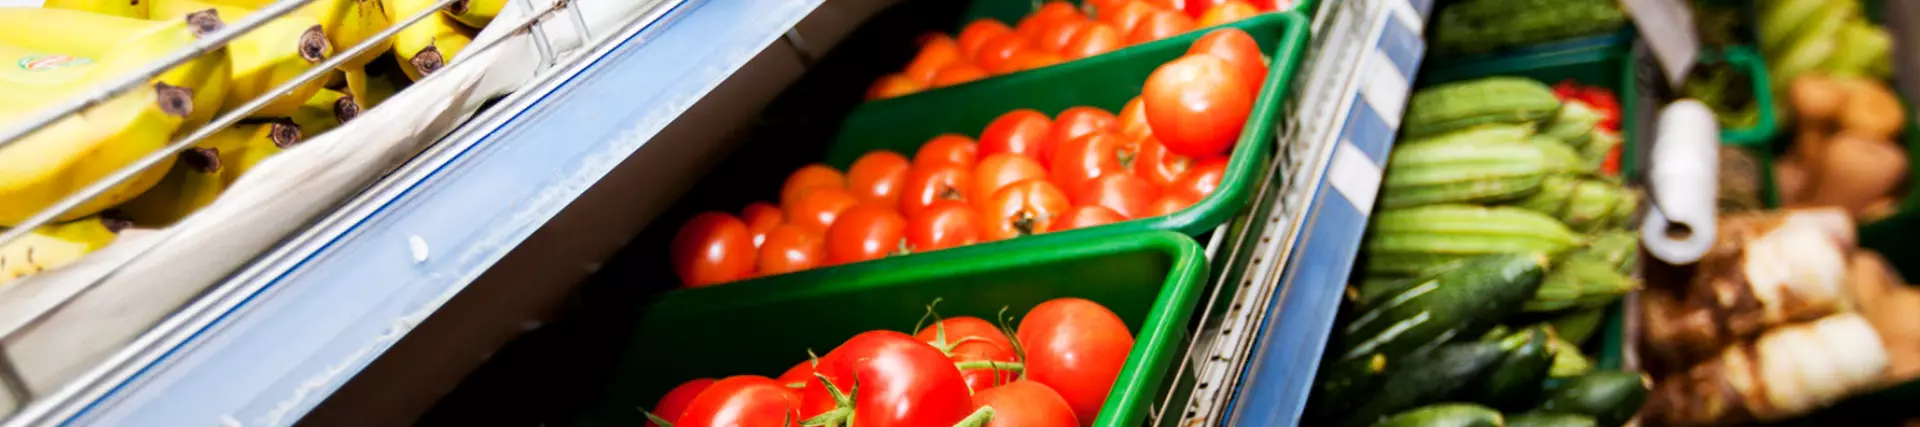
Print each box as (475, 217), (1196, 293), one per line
(1849, 251), (1920, 381)
(1837, 78), (1907, 139)
(1775, 155), (1811, 205)
(1641, 314), (1890, 426)
(1862, 197), (1902, 222)
(1793, 126), (1831, 182)
(1807, 132), (1908, 214)
(1640, 211), (1855, 365)
(1790, 74), (1846, 127)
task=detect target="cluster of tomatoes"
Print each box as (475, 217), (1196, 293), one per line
(645, 298), (1135, 427)
(868, 0), (1294, 100)
(671, 28), (1267, 288)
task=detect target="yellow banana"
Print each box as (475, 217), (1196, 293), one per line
(194, 120), (300, 186)
(0, 7), (231, 130)
(287, 88), (358, 136)
(151, 0), (334, 117)
(115, 147), (227, 226)
(0, 215), (129, 285)
(388, 0), (473, 81)
(42, 0), (148, 19)
(205, 0), (393, 100)
(444, 0), (503, 29)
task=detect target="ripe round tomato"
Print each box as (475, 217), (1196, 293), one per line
(848, 150), (911, 207)
(914, 134), (979, 169)
(671, 212), (756, 287)
(905, 35), (964, 83)
(1187, 28), (1268, 94)
(781, 164), (846, 210)
(930, 63), (990, 87)
(900, 163), (975, 218)
(1116, 97), (1152, 138)
(740, 202), (783, 248)
(785, 186), (859, 232)
(824, 204), (907, 265)
(1196, 0), (1259, 27)
(646, 378), (717, 427)
(1142, 0), (1186, 12)
(1049, 205), (1128, 232)
(972, 153), (1049, 205)
(973, 33), (1031, 74)
(1035, 19), (1088, 53)
(867, 74), (924, 100)
(1126, 9), (1194, 45)
(775, 360), (815, 387)
(1016, 1), (1086, 39)
(674, 375), (800, 427)
(1250, 0), (1294, 11)
(1049, 106), (1119, 148)
(1132, 135), (1194, 189)
(971, 381), (1080, 427)
(1049, 132), (1133, 192)
(978, 179), (1071, 241)
(905, 200), (984, 252)
(1062, 22), (1124, 59)
(757, 224), (825, 276)
(1147, 194), (1198, 216)
(1142, 54), (1254, 158)
(957, 19), (1014, 56)
(1169, 157), (1228, 202)
(1072, 173), (1162, 219)
(1085, 0), (1129, 14)
(1183, 0), (1232, 17)
(978, 109), (1054, 163)
(801, 331), (974, 427)
(913, 316), (1017, 391)
(1099, 1), (1157, 34)
(1005, 50), (1067, 72)
(1017, 298), (1135, 425)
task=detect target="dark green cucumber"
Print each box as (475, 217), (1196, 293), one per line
(1337, 341), (1511, 427)
(1338, 253), (1549, 363)
(1465, 326), (1557, 410)
(1374, 403), (1504, 427)
(1532, 371), (1650, 427)
(1506, 413), (1599, 427)
(1306, 353), (1391, 423)
(1548, 308), (1607, 345)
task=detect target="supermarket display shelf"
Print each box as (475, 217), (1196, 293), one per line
(2, 0), (828, 425)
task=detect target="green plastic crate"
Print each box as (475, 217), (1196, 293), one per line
(576, 231), (1209, 427)
(1709, 47), (1782, 147)
(956, 1), (1319, 31)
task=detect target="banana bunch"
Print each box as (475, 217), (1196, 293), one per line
(388, 0), (477, 81)
(201, 0), (394, 102)
(0, 215), (130, 286)
(151, 0), (336, 117)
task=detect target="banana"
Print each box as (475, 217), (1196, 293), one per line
(205, 0), (393, 101)
(0, 215), (130, 285)
(388, 0), (473, 81)
(115, 147), (226, 226)
(151, 0), (334, 117)
(42, 0), (148, 19)
(195, 120), (300, 185)
(0, 7), (231, 130)
(287, 88), (359, 135)
(444, 0), (504, 28)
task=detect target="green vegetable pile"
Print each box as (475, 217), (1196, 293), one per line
(1760, 0), (1893, 86)
(1430, 0), (1628, 55)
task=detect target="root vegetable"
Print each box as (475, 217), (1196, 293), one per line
(1848, 251), (1920, 381)
(1789, 74), (1844, 126)
(1640, 313), (1890, 426)
(1774, 155), (1811, 204)
(1792, 127), (1830, 181)
(1641, 211), (1853, 365)
(1807, 132), (1907, 214)
(1837, 78), (1906, 140)
(1861, 197), (1901, 222)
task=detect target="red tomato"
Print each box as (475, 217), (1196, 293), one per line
(1016, 1), (1086, 39)
(1086, 0), (1129, 14)
(914, 133), (979, 169)
(1062, 22), (1124, 59)
(1004, 50), (1066, 73)
(674, 375), (800, 427)
(1117, 97), (1152, 138)
(848, 150), (911, 207)
(780, 164), (846, 209)
(913, 316), (1018, 391)
(1098, 1), (1156, 34)
(1142, 0), (1186, 12)
(824, 204), (907, 265)
(1187, 28), (1268, 94)
(1035, 19), (1088, 53)
(1183, 0), (1232, 18)
(1126, 9), (1194, 45)
(1196, 1), (1260, 27)
(646, 378), (717, 427)
(957, 19), (1014, 57)
(978, 179), (1071, 241)
(1168, 157), (1228, 202)
(905, 35), (964, 83)
(867, 74), (925, 100)
(801, 331), (975, 427)
(757, 224), (825, 276)
(740, 202), (783, 247)
(1048, 205), (1128, 232)
(972, 381), (1081, 427)
(671, 212), (756, 287)
(1142, 54), (1253, 158)
(1147, 194), (1198, 216)
(1249, 0), (1294, 11)
(978, 109), (1054, 163)
(1017, 298), (1135, 425)
(1072, 173), (1162, 219)
(931, 63), (990, 87)
(775, 361), (814, 387)
(1049, 132), (1133, 192)
(905, 200), (984, 252)
(785, 186), (859, 232)
(972, 153), (1049, 204)
(973, 33), (1031, 74)
(1132, 135), (1194, 189)
(900, 163), (975, 218)
(1049, 106), (1119, 147)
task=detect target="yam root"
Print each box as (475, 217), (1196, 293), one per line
(1775, 155), (1811, 205)
(1641, 314), (1890, 426)
(1641, 210), (1855, 365)
(1789, 74), (1845, 127)
(1849, 251), (1920, 382)
(1793, 126), (1830, 182)
(1837, 77), (1907, 140)
(1806, 132), (1907, 214)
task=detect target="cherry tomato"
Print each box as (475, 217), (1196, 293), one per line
(978, 179), (1071, 241)
(785, 186), (859, 232)
(1196, 1), (1260, 27)
(1049, 132), (1133, 192)
(905, 35), (964, 83)
(905, 200), (984, 252)
(1142, 54), (1253, 158)
(801, 331), (975, 426)
(848, 150), (911, 207)
(915, 134), (979, 169)
(972, 380), (1080, 427)
(1072, 173), (1162, 219)
(867, 73), (925, 100)
(757, 224), (826, 276)
(676, 375), (801, 427)
(957, 19), (1014, 57)
(931, 63), (990, 87)
(1132, 135), (1194, 189)
(1049, 106), (1119, 147)
(1049, 205), (1128, 232)
(1017, 298), (1135, 425)
(900, 163), (975, 218)
(824, 204), (907, 265)
(1126, 9), (1194, 45)
(780, 164), (846, 209)
(1016, 1), (1086, 39)
(913, 316), (1017, 391)
(1099, 1), (1157, 34)
(973, 33), (1031, 74)
(671, 212), (756, 287)
(978, 109), (1054, 163)
(1117, 97), (1152, 138)
(1035, 19), (1088, 53)
(1183, 0), (1232, 17)
(1187, 28), (1268, 95)
(1168, 157), (1228, 202)
(1005, 50), (1067, 72)
(646, 378), (717, 427)
(972, 153), (1048, 203)
(1062, 22), (1124, 59)
(740, 202), (783, 247)
(1147, 194), (1198, 216)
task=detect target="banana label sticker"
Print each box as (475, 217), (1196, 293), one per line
(18, 54), (91, 72)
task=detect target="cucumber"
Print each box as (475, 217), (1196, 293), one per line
(1364, 205), (1581, 276)
(1548, 308), (1607, 345)
(1532, 371), (1650, 427)
(1380, 138), (1549, 209)
(1374, 403), (1504, 427)
(1433, 0), (1628, 55)
(1465, 326), (1556, 410)
(1338, 253), (1549, 362)
(1337, 342), (1512, 427)
(1403, 77), (1561, 139)
(1307, 353), (1392, 423)
(1506, 413), (1599, 427)
(1547, 339), (1594, 378)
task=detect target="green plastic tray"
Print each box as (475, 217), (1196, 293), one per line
(576, 231), (1209, 427)
(956, 1), (1319, 31)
